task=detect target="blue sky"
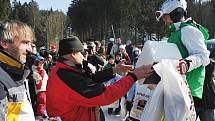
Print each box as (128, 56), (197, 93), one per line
(13, 0), (209, 14)
(13, 0), (71, 14)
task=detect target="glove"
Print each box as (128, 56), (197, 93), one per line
(178, 59), (191, 74)
(126, 101), (133, 111)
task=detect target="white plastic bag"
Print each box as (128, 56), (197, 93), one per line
(156, 59), (196, 121)
(141, 59), (196, 121)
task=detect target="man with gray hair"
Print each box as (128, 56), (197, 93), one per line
(0, 20), (35, 121)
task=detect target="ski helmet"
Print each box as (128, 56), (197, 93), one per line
(155, 0), (187, 21)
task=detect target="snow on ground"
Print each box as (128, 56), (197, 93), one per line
(102, 106), (201, 121)
(102, 107), (123, 121)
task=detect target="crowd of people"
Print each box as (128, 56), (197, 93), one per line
(0, 0), (214, 121)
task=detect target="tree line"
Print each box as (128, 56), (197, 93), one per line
(68, 0), (215, 43)
(0, 0), (67, 48)
(0, 0), (214, 46)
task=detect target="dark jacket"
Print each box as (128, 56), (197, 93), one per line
(106, 42), (113, 56)
(46, 57), (137, 121)
(87, 54), (105, 71)
(125, 44), (133, 63)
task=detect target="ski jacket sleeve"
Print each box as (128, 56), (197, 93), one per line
(181, 26), (210, 71)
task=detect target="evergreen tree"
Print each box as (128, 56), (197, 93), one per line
(17, 2), (32, 24)
(10, 0), (67, 47)
(67, 0), (167, 42)
(0, 0), (11, 21)
(28, 0), (40, 29)
(46, 10), (66, 48)
(11, 0), (22, 20)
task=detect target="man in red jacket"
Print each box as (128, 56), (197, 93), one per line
(46, 35), (153, 121)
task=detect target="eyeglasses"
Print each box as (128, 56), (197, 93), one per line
(81, 50), (88, 55)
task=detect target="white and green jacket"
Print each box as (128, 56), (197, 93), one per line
(167, 18), (210, 99)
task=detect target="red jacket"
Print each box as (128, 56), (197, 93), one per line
(46, 58), (136, 121)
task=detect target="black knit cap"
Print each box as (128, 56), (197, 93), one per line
(58, 35), (84, 56)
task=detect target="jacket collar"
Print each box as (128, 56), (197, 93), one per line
(0, 50), (25, 70)
(169, 18), (192, 32)
(0, 50), (30, 81)
(58, 57), (83, 70)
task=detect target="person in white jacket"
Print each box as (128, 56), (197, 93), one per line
(155, 0), (212, 120)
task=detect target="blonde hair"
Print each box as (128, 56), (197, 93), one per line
(0, 20), (35, 44)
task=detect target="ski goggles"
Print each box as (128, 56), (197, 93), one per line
(155, 11), (164, 21)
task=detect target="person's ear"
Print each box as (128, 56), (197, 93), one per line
(0, 41), (9, 49)
(68, 53), (76, 59)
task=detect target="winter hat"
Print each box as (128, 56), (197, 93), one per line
(34, 54), (45, 66)
(133, 47), (141, 57)
(51, 44), (56, 49)
(58, 35), (84, 56)
(119, 44), (126, 50)
(155, 0), (187, 21)
(109, 38), (114, 42)
(88, 41), (96, 48)
(126, 40), (132, 45)
(35, 55), (44, 62)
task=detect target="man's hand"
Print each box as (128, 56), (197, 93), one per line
(132, 64), (154, 80)
(112, 59), (133, 74)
